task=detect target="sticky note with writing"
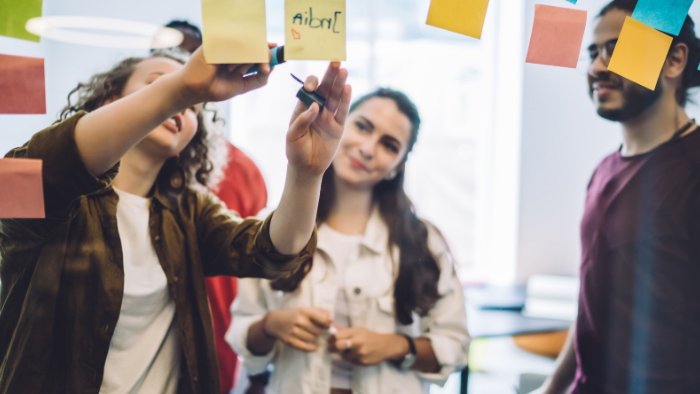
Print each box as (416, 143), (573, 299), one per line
(0, 54), (46, 114)
(0, 0), (42, 42)
(607, 16), (673, 90)
(526, 5), (587, 68)
(632, 0), (693, 36)
(285, 0), (346, 61)
(202, 0), (268, 64)
(426, 0), (490, 40)
(0, 158), (44, 219)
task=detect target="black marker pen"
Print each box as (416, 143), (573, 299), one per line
(291, 73), (326, 111)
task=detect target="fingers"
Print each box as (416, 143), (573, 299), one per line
(323, 68), (348, 115)
(316, 62), (341, 98)
(304, 75), (320, 94)
(288, 103), (320, 140)
(237, 70), (273, 95)
(288, 337), (318, 352)
(293, 326), (319, 343)
(305, 308), (332, 329)
(334, 85), (353, 125)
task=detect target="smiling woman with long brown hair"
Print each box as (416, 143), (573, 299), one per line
(228, 89), (470, 394)
(0, 47), (351, 394)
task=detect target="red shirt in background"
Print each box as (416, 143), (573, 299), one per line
(209, 141), (268, 393)
(573, 130), (700, 394)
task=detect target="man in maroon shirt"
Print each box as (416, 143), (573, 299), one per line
(536, 1), (700, 393)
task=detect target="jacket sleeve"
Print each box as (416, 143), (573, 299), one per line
(195, 191), (316, 280)
(416, 223), (470, 386)
(225, 277), (280, 375)
(0, 112), (119, 251)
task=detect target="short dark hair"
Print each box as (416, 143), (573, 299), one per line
(164, 20), (202, 39)
(599, 0), (700, 106)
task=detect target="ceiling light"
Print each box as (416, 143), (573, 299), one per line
(25, 16), (184, 49)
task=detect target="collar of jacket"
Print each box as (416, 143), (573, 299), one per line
(317, 205), (388, 255)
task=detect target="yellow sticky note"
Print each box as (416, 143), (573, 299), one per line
(285, 0), (346, 61)
(607, 16), (673, 90)
(426, 0), (490, 40)
(202, 0), (268, 64)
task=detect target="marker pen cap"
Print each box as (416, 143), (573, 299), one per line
(296, 87), (326, 112)
(246, 46), (285, 75)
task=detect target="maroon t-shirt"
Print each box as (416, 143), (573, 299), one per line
(572, 129), (700, 394)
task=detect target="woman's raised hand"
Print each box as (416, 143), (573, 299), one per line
(177, 44), (275, 105)
(265, 308), (333, 352)
(286, 63), (352, 179)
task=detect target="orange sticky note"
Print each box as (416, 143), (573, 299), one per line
(0, 158), (45, 219)
(0, 54), (46, 114)
(607, 16), (673, 91)
(526, 5), (587, 68)
(426, 0), (491, 40)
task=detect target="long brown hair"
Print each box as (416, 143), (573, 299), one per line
(57, 49), (223, 192)
(271, 88), (441, 325)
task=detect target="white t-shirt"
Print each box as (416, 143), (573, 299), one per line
(99, 188), (181, 394)
(318, 225), (363, 391)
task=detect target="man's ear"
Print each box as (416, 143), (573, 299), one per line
(664, 42), (689, 81)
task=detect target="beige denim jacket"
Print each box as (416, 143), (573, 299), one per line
(227, 209), (470, 394)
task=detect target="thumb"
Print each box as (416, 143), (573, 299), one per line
(306, 307), (332, 328)
(288, 103), (319, 140)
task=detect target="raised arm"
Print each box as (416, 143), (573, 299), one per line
(74, 47), (272, 176)
(268, 63), (352, 254)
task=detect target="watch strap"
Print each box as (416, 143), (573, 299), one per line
(401, 334), (417, 356)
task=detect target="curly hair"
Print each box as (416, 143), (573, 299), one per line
(57, 49), (226, 193)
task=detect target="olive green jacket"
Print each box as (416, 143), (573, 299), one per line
(0, 112), (315, 394)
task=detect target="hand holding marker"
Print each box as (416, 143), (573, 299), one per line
(244, 45), (329, 111)
(245, 45), (286, 74)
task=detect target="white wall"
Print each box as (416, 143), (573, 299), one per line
(516, 0), (700, 283)
(0, 0), (203, 156)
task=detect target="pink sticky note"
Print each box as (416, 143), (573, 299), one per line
(0, 158), (45, 218)
(526, 5), (587, 68)
(0, 54), (46, 114)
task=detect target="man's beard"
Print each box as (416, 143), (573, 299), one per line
(596, 80), (663, 122)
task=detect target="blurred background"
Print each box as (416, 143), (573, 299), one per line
(3, 0), (700, 392)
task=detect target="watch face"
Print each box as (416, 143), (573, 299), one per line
(401, 353), (417, 370)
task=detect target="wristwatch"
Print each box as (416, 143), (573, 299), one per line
(395, 334), (417, 370)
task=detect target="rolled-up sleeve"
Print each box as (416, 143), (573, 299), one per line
(195, 192), (316, 279)
(417, 224), (470, 386)
(226, 278), (279, 375)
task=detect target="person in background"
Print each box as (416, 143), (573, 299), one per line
(534, 1), (700, 393)
(0, 44), (352, 394)
(161, 19), (271, 393)
(164, 20), (203, 54)
(227, 89), (470, 394)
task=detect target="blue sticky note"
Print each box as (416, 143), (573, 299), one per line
(566, 0), (577, 4)
(632, 0), (694, 36)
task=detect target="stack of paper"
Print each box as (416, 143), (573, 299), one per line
(522, 275), (580, 321)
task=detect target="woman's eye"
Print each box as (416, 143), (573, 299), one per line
(356, 122), (368, 131)
(384, 142), (399, 153)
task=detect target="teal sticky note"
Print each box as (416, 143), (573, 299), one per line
(566, 0), (577, 4)
(0, 0), (43, 42)
(632, 0), (694, 36)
